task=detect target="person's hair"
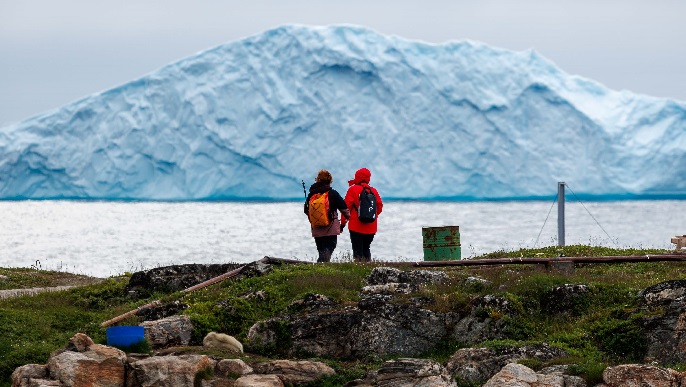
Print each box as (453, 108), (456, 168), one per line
(315, 170), (333, 184)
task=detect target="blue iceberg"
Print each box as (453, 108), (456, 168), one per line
(1, 25), (685, 200)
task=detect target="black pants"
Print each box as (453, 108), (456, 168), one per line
(350, 230), (375, 262)
(314, 235), (337, 263)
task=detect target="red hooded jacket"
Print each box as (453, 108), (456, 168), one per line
(342, 168), (383, 234)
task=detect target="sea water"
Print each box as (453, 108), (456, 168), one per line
(0, 200), (683, 277)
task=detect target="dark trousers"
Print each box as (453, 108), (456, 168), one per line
(350, 230), (375, 262)
(314, 235), (337, 263)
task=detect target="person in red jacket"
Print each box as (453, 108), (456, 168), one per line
(342, 168), (383, 262)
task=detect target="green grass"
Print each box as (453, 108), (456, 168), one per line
(0, 246), (684, 386)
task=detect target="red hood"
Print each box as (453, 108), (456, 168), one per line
(348, 168), (371, 186)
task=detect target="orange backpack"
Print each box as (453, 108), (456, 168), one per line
(308, 192), (331, 227)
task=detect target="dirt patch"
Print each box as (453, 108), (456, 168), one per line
(0, 268), (104, 297)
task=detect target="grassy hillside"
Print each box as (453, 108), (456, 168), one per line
(0, 245), (683, 386)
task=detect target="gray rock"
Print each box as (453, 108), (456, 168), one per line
(483, 362), (583, 387)
(215, 359), (253, 378)
(234, 374), (284, 387)
(444, 294), (519, 345)
(353, 295), (449, 357)
(364, 267), (402, 285)
(602, 364), (682, 387)
(471, 294), (519, 317)
(48, 344), (127, 387)
(364, 267), (448, 287)
(446, 344), (568, 384)
(141, 315), (194, 348)
(249, 293), (449, 359)
(128, 354), (214, 387)
(539, 365), (587, 387)
(348, 358), (457, 387)
(249, 308), (362, 358)
(641, 280), (686, 306)
(641, 280), (686, 364)
(543, 284), (591, 315)
(136, 300), (189, 321)
(361, 283), (416, 295)
(249, 291), (522, 359)
(127, 263), (244, 295)
(483, 363), (541, 387)
(464, 276), (493, 288)
(236, 260), (273, 279)
(11, 364), (48, 387)
(287, 293), (337, 313)
(64, 332), (95, 353)
(252, 360), (336, 385)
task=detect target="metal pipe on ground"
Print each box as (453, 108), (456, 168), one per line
(101, 256), (281, 327)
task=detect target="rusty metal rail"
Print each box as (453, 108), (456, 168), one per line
(101, 254), (685, 327)
(265, 254), (686, 267)
(370, 254), (686, 268)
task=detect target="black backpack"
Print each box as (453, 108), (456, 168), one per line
(358, 186), (377, 223)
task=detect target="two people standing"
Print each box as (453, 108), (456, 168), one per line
(304, 168), (383, 262)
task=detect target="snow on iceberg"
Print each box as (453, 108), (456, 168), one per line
(0, 25), (685, 200)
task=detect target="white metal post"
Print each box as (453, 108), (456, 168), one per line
(558, 182), (565, 246)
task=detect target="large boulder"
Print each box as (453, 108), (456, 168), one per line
(249, 306), (362, 358)
(47, 344), (127, 387)
(640, 280), (686, 306)
(601, 364), (683, 387)
(346, 358), (457, 387)
(483, 363), (567, 387)
(640, 280), (686, 364)
(252, 360), (336, 385)
(127, 263), (244, 295)
(446, 344), (568, 385)
(446, 294), (519, 345)
(140, 315), (194, 348)
(353, 294), (448, 356)
(249, 289), (518, 359)
(246, 267), (515, 359)
(234, 374), (284, 387)
(127, 354), (213, 387)
(215, 359), (254, 378)
(249, 293), (448, 358)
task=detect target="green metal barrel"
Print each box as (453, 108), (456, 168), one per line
(422, 226), (461, 261)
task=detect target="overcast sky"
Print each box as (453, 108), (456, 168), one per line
(1, 0), (685, 127)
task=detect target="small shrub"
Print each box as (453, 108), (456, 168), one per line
(568, 361), (607, 385)
(517, 357), (543, 371)
(501, 316), (536, 340)
(419, 339), (466, 364)
(194, 366), (214, 387)
(592, 313), (646, 362)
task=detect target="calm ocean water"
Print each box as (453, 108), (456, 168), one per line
(0, 200), (683, 277)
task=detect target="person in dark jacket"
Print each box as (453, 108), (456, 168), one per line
(343, 168), (383, 262)
(304, 170), (350, 263)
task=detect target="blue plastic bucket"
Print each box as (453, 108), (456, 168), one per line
(106, 326), (145, 347)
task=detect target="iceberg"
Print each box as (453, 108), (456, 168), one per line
(1, 25), (685, 200)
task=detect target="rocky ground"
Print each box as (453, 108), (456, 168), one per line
(9, 259), (686, 386)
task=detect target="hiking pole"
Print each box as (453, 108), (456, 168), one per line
(302, 180), (307, 198)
